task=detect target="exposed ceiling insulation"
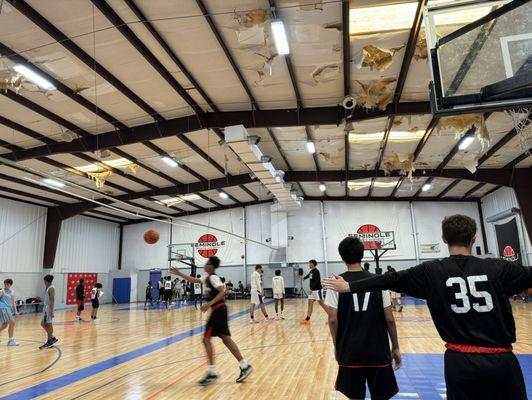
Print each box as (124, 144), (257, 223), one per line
(0, 0), (527, 224)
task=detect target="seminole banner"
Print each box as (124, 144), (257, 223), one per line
(495, 218), (522, 265)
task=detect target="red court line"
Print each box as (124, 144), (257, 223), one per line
(145, 322), (270, 398)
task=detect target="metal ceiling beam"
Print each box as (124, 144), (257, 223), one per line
(3, 4), (215, 187)
(91, 0), (203, 114)
(342, 0), (350, 197)
(305, 196), (478, 202)
(460, 148), (531, 198)
(437, 179), (461, 198)
(414, 126), (477, 197)
(123, 0), (217, 112)
(477, 122), (531, 165)
(5, 0), (161, 121)
(195, 0), (258, 108)
(239, 185), (258, 201)
(395, 0), (428, 103)
(1, 102), (431, 162)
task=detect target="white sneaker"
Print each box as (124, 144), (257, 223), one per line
(7, 339), (19, 346)
(250, 319), (259, 324)
(280, 314), (285, 320)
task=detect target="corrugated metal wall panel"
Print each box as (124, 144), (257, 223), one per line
(481, 187), (532, 262)
(54, 216), (120, 273)
(0, 197), (46, 272)
(121, 221), (170, 271)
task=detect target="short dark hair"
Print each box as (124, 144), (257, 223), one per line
(209, 256), (220, 269)
(338, 237), (365, 264)
(4, 278), (13, 285)
(197, 274), (201, 278)
(44, 274), (54, 283)
(275, 269), (281, 276)
(442, 214), (477, 247)
(363, 262), (370, 268)
(79, 279), (84, 284)
(95, 283), (103, 288)
(255, 264), (262, 270)
(309, 259), (317, 266)
(148, 281), (152, 285)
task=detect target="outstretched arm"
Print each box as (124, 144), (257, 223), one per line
(322, 265), (429, 299)
(170, 267), (202, 284)
(501, 262), (532, 296)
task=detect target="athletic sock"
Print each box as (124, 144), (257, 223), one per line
(209, 365), (217, 375)
(239, 360), (249, 369)
(305, 316), (310, 321)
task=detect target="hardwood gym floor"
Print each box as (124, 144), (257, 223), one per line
(0, 298), (530, 399)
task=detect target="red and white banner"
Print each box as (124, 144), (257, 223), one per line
(66, 273), (98, 305)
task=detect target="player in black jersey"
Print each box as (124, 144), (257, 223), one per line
(326, 236), (401, 400)
(323, 214), (532, 400)
(170, 256), (253, 386)
(300, 260), (328, 324)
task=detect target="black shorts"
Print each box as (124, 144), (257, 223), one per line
(91, 298), (99, 309)
(164, 290), (173, 301)
(77, 300), (85, 311)
(445, 351), (527, 400)
(336, 365), (398, 400)
(205, 304), (230, 339)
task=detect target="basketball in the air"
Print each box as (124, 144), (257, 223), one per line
(144, 229), (159, 244)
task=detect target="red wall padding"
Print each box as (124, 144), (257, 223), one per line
(66, 273), (98, 305)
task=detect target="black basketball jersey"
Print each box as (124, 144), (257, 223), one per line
(327, 270), (391, 366)
(347, 256), (532, 347)
(203, 274), (224, 306)
(305, 268), (322, 291)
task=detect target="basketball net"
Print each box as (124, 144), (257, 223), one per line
(505, 108), (532, 154)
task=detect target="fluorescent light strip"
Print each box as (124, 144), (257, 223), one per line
(459, 135), (475, 150)
(422, 183), (433, 192)
(43, 178), (65, 188)
(161, 156), (179, 168)
(13, 64), (56, 91)
(271, 20), (290, 55)
(306, 141), (316, 154)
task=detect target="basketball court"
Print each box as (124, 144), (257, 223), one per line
(0, 0), (531, 399)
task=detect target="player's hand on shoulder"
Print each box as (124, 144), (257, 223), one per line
(322, 274), (349, 292)
(391, 348), (402, 370)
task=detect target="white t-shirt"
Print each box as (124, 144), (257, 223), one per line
(90, 287), (103, 300)
(272, 276), (285, 294)
(200, 275), (224, 289)
(325, 289), (391, 309)
(251, 270), (262, 291)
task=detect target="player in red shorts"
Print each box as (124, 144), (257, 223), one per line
(171, 256), (253, 386)
(324, 214), (532, 400)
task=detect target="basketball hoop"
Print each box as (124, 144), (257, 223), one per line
(175, 254), (184, 262)
(505, 107), (532, 154)
(375, 242), (383, 250)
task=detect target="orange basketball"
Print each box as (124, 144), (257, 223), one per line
(144, 229), (159, 244)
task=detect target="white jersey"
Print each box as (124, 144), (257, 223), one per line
(90, 288), (103, 300)
(164, 280), (172, 290)
(193, 282), (202, 295)
(272, 276), (285, 294)
(251, 270), (262, 292)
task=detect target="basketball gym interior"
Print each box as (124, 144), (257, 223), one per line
(0, 0), (530, 399)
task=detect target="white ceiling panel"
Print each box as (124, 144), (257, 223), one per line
(272, 126), (316, 170)
(440, 179), (478, 198)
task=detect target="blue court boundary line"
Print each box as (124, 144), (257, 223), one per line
(0, 301), (274, 400)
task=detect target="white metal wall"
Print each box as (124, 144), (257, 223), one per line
(0, 197), (46, 273)
(481, 187), (532, 263)
(54, 215), (120, 273)
(121, 220), (171, 270)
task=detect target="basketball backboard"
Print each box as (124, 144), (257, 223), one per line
(168, 243), (194, 263)
(353, 231), (396, 251)
(425, 0), (532, 115)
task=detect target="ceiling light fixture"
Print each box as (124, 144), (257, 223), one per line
(306, 141), (316, 154)
(459, 135), (475, 150)
(219, 191), (229, 199)
(161, 155), (179, 168)
(319, 183), (326, 192)
(43, 178), (65, 188)
(271, 20), (290, 55)
(13, 64), (56, 91)
(422, 183), (432, 192)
